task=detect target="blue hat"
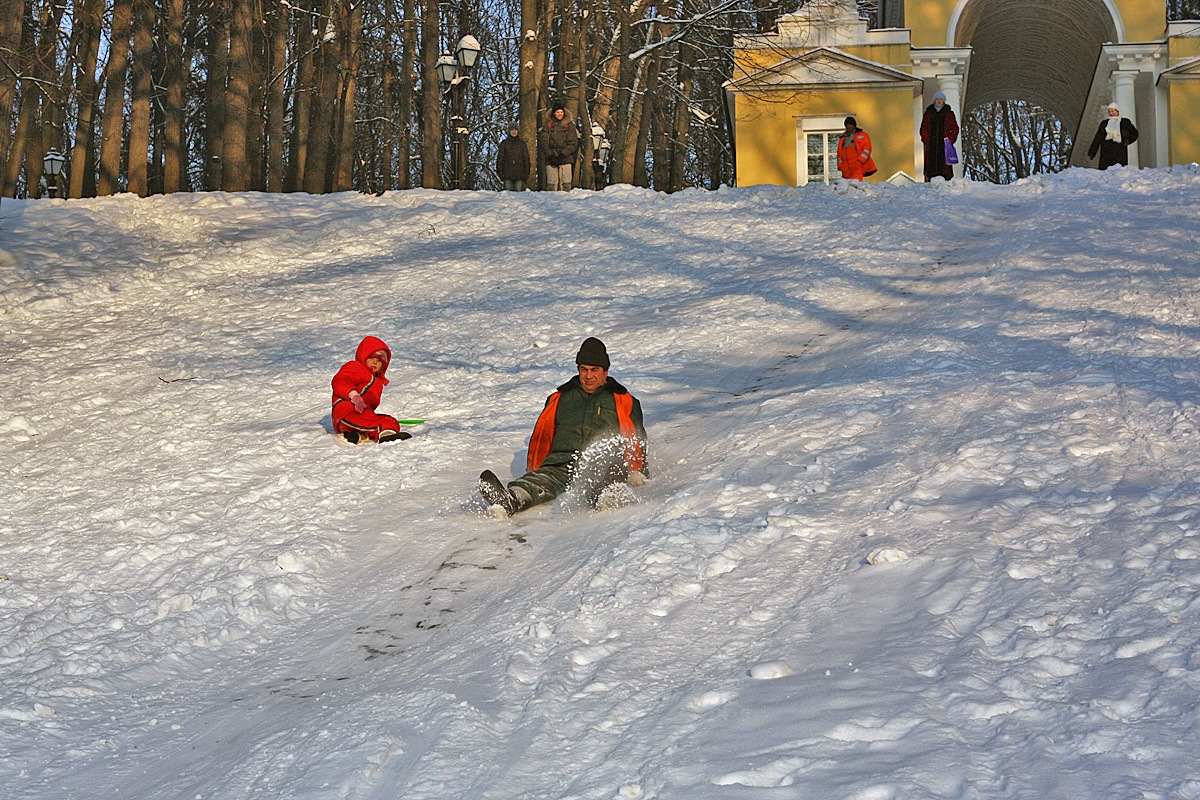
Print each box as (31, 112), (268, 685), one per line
(933, 91), (947, 102)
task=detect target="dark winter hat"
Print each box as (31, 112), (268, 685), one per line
(575, 337), (610, 369)
(844, 116), (857, 127)
(552, 102), (566, 113)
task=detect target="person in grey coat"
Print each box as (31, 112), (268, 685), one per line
(543, 104), (579, 191)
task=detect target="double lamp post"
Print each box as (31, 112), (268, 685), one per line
(436, 35), (482, 190)
(589, 124), (611, 189)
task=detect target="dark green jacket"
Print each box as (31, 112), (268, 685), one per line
(540, 376), (647, 468)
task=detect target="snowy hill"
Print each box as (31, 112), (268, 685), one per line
(3, 168), (1200, 799)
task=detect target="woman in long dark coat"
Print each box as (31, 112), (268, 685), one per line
(1088, 102), (1139, 170)
(920, 91), (959, 182)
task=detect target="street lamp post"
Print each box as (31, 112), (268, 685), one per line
(42, 149), (66, 198)
(589, 123), (604, 189)
(595, 138), (611, 190)
(437, 35), (482, 190)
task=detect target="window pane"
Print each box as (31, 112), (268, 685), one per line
(807, 134), (823, 155)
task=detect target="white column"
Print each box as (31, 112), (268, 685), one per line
(938, 73), (965, 179)
(1112, 70), (1139, 168)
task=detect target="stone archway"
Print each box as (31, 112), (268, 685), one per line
(947, 0), (1121, 132)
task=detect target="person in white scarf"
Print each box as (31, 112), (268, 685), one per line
(1087, 101), (1139, 170)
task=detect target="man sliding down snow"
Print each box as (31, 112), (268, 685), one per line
(479, 337), (649, 516)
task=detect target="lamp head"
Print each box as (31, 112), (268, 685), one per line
(43, 149), (66, 177)
(436, 53), (457, 84)
(455, 35), (481, 69)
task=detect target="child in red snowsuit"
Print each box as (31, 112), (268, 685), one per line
(331, 336), (409, 443)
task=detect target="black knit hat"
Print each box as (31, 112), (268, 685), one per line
(844, 116), (856, 127)
(575, 337), (610, 369)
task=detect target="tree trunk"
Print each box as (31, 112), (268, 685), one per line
(97, 0), (133, 195)
(304, 0), (338, 193)
(633, 27), (663, 188)
(204, 2), (229, 191)
(248, 10), (268, 190)
(68, 0), (104, 198)
(222, 0), (254, 190)
(608, 4), (638, 186)
(162, 0), (186, 192)
(517, 0), (542, 187)
(333, 0), (360, 192)
(286, 2), (315, 192)
(3, 5), (35, 196)
(127, 0), (155, 196)
(0, 0), (28, 199)
(5, 91), (31, 197)
(668, 38), (696, 192)
(419, 0), (442, 188)
(573, 10), (592, 188)
(264, 0), (287, 192)
(396, 0), (416, 189)
(24, 0), (68, 196)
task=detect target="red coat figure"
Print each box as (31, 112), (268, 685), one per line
(920, 92), (960, 181)
(837, 117), (877, 181)
(331, 336), (406, 443)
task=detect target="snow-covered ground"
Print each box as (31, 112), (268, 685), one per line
(3, 167), (1200, 799)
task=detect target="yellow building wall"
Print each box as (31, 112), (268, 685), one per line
(734, 87), (918, 186)
(906, 0), (957, 47)
(1169, 81), (1200, 165)
(1117, 0), (1167, 42)
(904, 0), (1166, 48)
(1169, 33), (1200, 65)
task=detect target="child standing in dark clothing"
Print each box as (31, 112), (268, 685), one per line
(331, 336), (409, 443)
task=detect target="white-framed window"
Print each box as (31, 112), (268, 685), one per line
(796, 116), (851, 186)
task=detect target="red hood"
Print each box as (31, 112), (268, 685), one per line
(355, 336), (392, 378)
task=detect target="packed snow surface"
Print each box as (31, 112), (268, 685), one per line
(3, 167), (1200, 799)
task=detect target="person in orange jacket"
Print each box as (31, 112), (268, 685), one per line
(837, 116), (877, 181)
(331, 336), (410, 444)
(478, 337), (648, 515)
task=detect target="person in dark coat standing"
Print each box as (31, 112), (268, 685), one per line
(543, 103), (580, 191)
(496, 125), (530, 191)
(920, 91), (959, 182)
(478, 337), (648, 516)
(1088, 102), (1139, 170)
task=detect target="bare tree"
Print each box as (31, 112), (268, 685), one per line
(67, 0), (104, 198)
(1168, 1), (1200, 19)
(0, 0), (24, 198)
(962, 100), (1071, 184)
(161, 0), (187, 192)
(127, 0), (156, 196)
(333, 0), (360, 191)
(419, 0), (442, 188)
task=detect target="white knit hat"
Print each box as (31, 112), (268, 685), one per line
(1107, 102), (1120, 112)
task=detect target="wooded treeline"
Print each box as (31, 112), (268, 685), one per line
(2, 1), (1197, 199)
(0, 0), (809, 199)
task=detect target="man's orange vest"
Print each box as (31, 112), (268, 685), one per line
(527, 391), (645, 472)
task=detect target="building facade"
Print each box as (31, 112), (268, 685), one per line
(724, 0), (1200, 185)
